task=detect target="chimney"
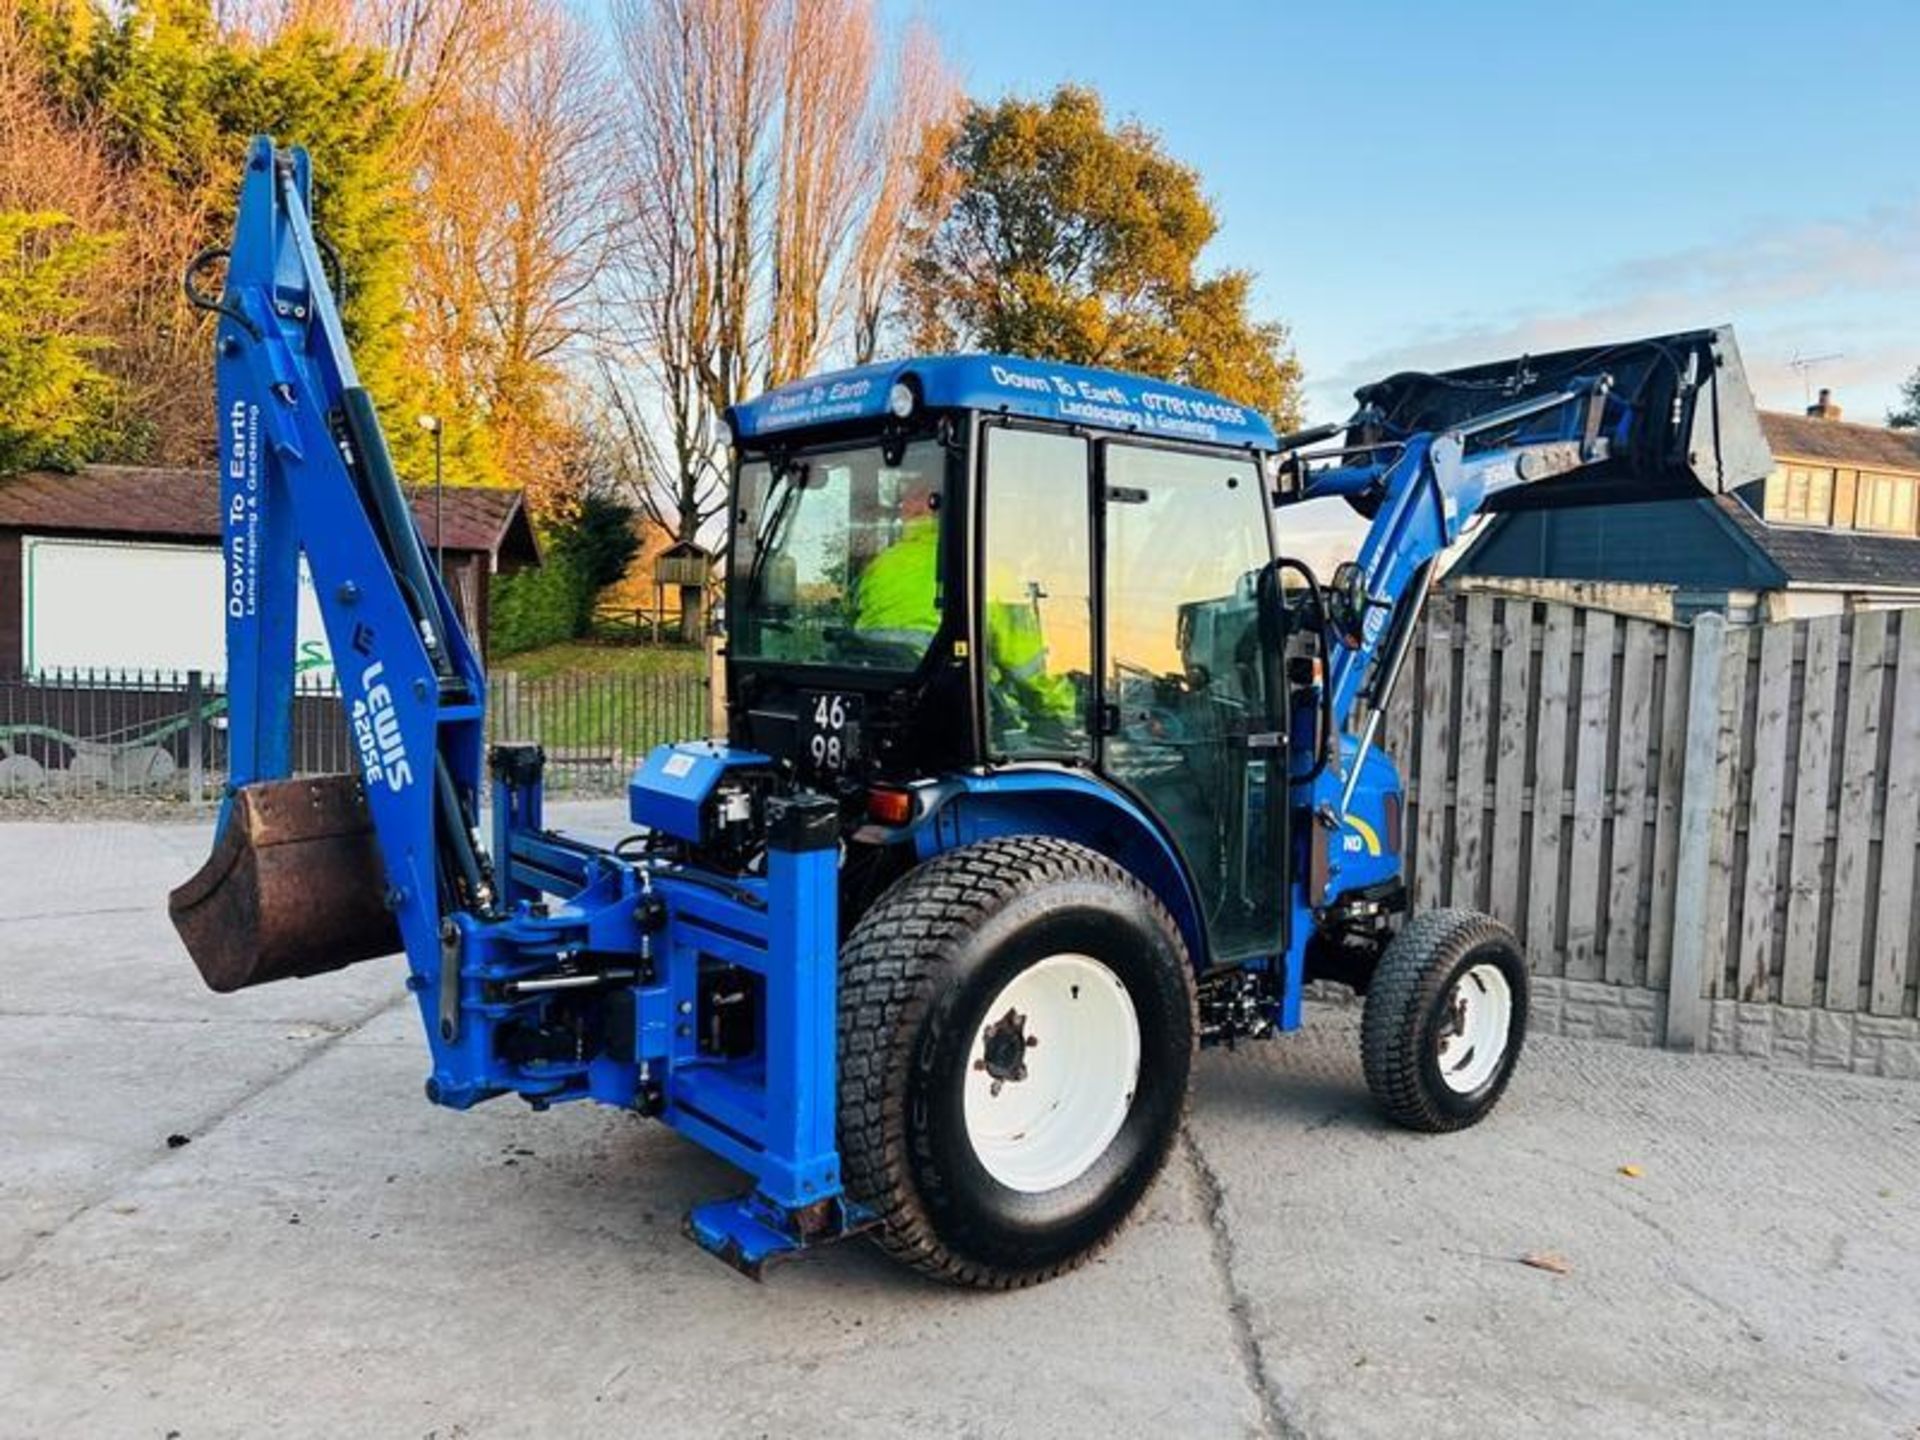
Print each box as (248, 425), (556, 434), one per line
(1807, 387), (1843, 421)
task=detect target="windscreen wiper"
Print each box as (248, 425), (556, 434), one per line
(743, 460), (808, 608)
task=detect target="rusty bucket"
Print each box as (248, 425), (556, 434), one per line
(170, 774), (402, 992)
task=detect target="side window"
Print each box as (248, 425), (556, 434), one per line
(980, 428), (1093, 758)
(1103, 444), (1269, 708)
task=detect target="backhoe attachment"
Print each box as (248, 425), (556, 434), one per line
(169, 137), (487, 995)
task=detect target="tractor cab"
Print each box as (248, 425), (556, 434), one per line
(722, 356), (1295, 963)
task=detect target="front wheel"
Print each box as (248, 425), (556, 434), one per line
(1362, 908), (1529, 1132)
(838, 836), (1196, 1288)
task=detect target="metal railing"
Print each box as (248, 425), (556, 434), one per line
(0, 664), (709, 800)
(489, 668), (709, 791)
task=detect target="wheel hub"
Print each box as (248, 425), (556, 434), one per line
(975, 1006), (1037, 1094)
(962, 954), (1142, 1194)
(1434, 961), (1513, 1095)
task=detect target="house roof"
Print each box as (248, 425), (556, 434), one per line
(1759, 411), (1920, 475)
(1717, 494), (1920, 592)
(0, 465), (539, 569)
(1453, 490), (1920, 596)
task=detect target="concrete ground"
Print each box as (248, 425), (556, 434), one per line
(1, 805), (1917, 1440)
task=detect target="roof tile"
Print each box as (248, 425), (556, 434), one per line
(1759, 411), (1920, 475)
(1718, 495), (1920, 590)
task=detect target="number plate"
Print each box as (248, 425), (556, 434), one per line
(800, 691), (862, 774)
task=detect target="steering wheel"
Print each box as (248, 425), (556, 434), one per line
(824, 629), (923, 667)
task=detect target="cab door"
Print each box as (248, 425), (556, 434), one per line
(1098, 440), (1286, 963)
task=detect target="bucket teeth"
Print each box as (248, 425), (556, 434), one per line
(170, 774), (401, 992)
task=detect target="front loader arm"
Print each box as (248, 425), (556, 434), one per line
(1280, 326), (1770, 821)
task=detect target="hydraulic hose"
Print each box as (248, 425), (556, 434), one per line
(337, 387), (458, 685)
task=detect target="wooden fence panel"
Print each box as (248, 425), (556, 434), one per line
(1605, 621), (1657, 985)
(1646, 623), (1691, 989)
(1564, 611), (1615, 980)
(1527, 606), (1576, 972)
(1360, 596), (1918, 1024)
(1489, 600), (1532, 928)
(1414, 601), (1456, 907)
(1827, 611), (1888, 1011)
(1782, 617), (1843, 1008)
(1873, 612), (1920, 1017)
(1453, 595), (1495, 912)
(1739, 622), (1795, 1002)
(1702, 626), (1751, 999)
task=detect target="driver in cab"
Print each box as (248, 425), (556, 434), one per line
(854, 469), (1076, 740)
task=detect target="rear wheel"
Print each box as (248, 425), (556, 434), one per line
(838, 836), (1196, 1288)
(1361, 908), (1528, 1132)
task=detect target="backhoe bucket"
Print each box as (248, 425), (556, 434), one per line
(1349, 324), (1773, 510)
(170, 775), (401, 993)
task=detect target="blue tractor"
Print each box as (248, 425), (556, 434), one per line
(172, 141), (1772, 1286)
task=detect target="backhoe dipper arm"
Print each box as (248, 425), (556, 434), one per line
(1282, 326), (1770, 820)
(191, 139), (493, 978)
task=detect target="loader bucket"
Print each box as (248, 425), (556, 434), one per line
(1348, 324), (1773, 510)
(169, 774), (401, 992)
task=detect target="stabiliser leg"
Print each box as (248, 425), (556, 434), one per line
(677, 794), (876, 1276)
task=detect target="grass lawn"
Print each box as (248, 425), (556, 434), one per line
(492, 640), (707, 681)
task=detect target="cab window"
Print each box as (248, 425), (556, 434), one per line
(730, 439), (945, 670)
(979, 427), (1093, 758)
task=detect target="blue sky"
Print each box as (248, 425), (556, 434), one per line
(912, 0), (1920, 425)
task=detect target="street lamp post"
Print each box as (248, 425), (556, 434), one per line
(418, 414), (444, 576)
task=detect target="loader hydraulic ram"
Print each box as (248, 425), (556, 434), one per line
(172, 139), (1771, 1286)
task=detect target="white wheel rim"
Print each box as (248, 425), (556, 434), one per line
(1435, 961), (1513, 1094)
(962, 954), (1141, 1193)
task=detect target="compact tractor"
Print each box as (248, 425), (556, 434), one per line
(172, 140), (1771, 1286)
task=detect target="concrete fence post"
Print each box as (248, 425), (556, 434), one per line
(185, 669), (205, 806)
(1666, 613), (1725, 1050)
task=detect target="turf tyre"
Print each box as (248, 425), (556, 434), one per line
(837, 836), (1196, 1288)
(1361, 907), (1528, 1133)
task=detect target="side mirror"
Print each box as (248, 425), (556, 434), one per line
(1326, 561), (1370, 649)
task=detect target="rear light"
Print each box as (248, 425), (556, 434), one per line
(867, 787), (914, 826)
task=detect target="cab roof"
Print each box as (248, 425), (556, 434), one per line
(726, 354), (1277, 452)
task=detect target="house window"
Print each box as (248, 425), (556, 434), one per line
(1856, 472), (1919, 535)
(1766, 465), (1834, 525)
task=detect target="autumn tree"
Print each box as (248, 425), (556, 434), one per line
(0, 212), (112, 472)
(11, 0), (414, 465)
(265, 0), (621, 509)
(604, 0), (953, 636)
(902, 85), (1300, 424)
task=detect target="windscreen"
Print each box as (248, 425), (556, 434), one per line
(729, 439), (946, 670)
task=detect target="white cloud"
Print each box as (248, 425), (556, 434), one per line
(1307, 202), (1920, 424)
